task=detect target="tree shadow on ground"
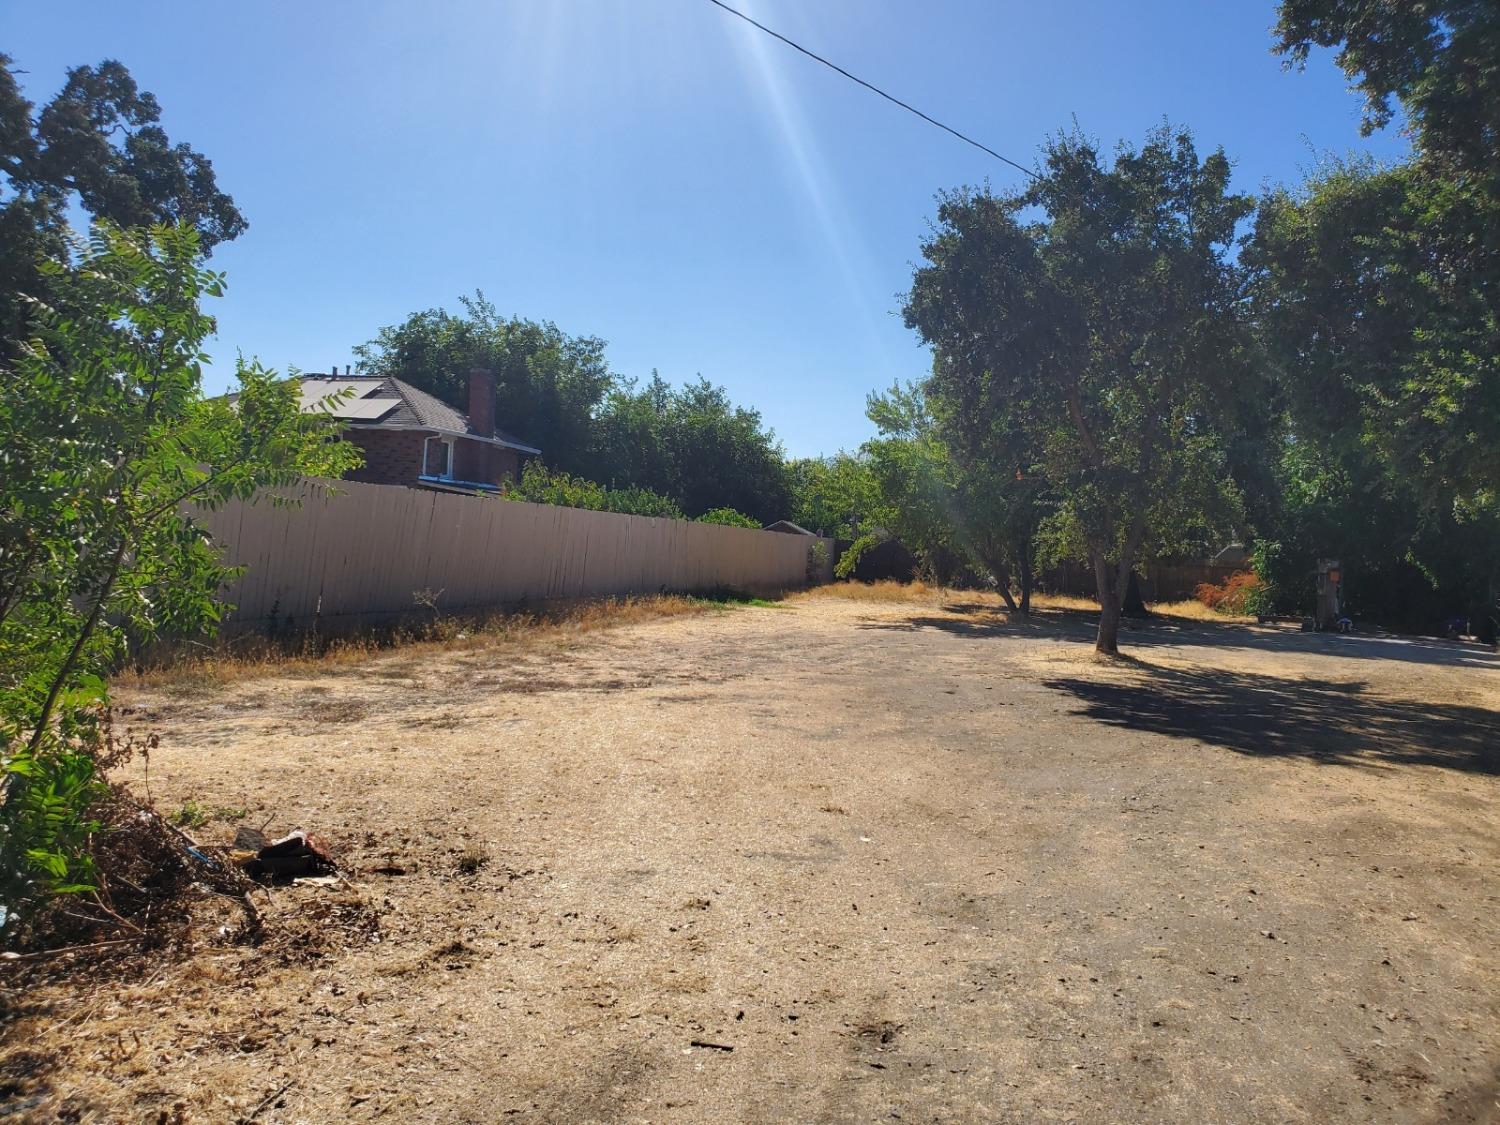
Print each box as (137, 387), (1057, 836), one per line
(858, 604), (1500, 672)
(1042, 663), (1499, 775)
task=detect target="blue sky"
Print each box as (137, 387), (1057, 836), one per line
(10, 1), (1408, 457)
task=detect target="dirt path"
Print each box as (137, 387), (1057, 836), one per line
(7, 591), (1500, 1122)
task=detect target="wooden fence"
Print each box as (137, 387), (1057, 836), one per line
(198, 480), (833, 634)
(1041, 560), (1249, 602)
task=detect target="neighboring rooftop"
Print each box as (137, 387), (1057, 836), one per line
(297, 373), (540, 454)
(764, 519), (815, 535)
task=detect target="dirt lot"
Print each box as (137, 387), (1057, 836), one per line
(5, 588), (1500, 1123)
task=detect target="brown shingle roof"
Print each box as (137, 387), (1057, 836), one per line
(298, 374), (540, 454)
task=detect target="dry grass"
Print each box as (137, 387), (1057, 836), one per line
(122, 593), (719, 692)
(10, 590), (1499, 1122)
(795, 579), (946, 604)
(811, 581), (1254, 624)
(1150, 597), (1255, 623)
(1030, 592), (1253, 623)
(122, 581), (1250, 696)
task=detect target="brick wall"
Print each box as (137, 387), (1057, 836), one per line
(453, 439), (521, 487)
(346, 429), (426, 486)
(347, 429), (522, 489)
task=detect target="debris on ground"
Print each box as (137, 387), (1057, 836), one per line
(235, 829), (337, 881)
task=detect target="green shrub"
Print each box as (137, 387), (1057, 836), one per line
(503, 462), (684, 519)
(0, 223), (358, 935)
(697, 507), (760, 529)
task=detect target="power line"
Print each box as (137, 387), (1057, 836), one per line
(702, 0), (1038, 180)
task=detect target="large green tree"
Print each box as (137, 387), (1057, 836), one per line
(904, 126), (1249, 653)
(1257, 1), (1500, 637)
(0, 57), (244, 347)
(586, 373), (791, 521)
(785, 452), (885, 540)
(1249, 160), (1499, 513)
(1265, 0), (1499, 510)
(1273, 0), (1499, 183)
(354, 292), (614, 474)
(865, 381), (1046, 609)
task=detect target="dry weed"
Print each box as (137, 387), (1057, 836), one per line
(809, 583), (1253, 624)
(123, 594), (714, 691)
(798, 580), (946, 604)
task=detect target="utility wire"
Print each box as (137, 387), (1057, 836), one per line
(703, 0), (1038, 180)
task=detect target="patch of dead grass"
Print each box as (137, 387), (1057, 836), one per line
(798, 580), (949, 604)
(805, 582), (1253, 624)
(122, 594), (714, 692)
(1030, 593), (1253, 623)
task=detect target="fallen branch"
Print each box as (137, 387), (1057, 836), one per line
(0, 937), (137, 962)
(241, 1078), (294, 1123)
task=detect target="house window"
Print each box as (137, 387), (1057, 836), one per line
(423, 436), (454, 479)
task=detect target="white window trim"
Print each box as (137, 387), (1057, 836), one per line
(423, 435), (455, 480)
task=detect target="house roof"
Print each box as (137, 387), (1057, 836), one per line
(1212, 542), (1251, 567)
(763, 519), (815, 535)
(297, 374), (540, 454)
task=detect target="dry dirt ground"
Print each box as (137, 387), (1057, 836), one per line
(5, 588), (1500, 1123)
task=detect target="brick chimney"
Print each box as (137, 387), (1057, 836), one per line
(467, 367), (496, 437)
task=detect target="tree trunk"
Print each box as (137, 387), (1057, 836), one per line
(1018, 549), (1033, 616)
(981, 553), (1018, 611)
(1094, 554), (1122, 654)
(995, 572), (1018, 612)
(1122, 570), (1150, 618)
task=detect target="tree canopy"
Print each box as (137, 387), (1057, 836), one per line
(586, 374), (790, 522)
(1273, 0), (1499, 182)
(904, 126), (1250, 652)
(785, 453), (885, 541)
(353, 292), (614, 476)
(0, 56), (244, 347)
(356, 296), (792, 522)
(865, 382), (1046, 608)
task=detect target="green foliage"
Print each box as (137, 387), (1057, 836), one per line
(503, 461), (684, 519)
(697, 507), (761, 529)
(1272, 1), (1499, 182)
(1248, 159), (1499, 514)
(865, 381), (1046, 607)
(785, 453), (886, 540)
(1258, 1), (1500, 639)
(586, 374), (791, 521)
(692, 590), (782, 609)
(0, 223), (358, 925)
(904, 125), (1250, 651)
(805, 539), (830, 584)
(1, 739), (105, 905)
(834, 533), (881, 580)
(171, 799), (209, 830)
(354, 292), (613, 474)
(356, 302), (791, 520)
(0, 55), (244, 349)
(1246, 437), (1500, 633)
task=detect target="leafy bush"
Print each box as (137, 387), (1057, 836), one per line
(1194, 571), (1266, 615)
(0, 223), (357, 934)
(502, 462), (683, 518)
(835, 533), (882, 580)
(805, 539), (830, 583)
(697, 507), (760, 529)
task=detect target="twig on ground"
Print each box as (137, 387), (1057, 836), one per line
(241, 1078), (295, 1122)
(0, 938), (138, 962)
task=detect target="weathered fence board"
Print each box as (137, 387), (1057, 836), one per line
(198, 480), (832, 634)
